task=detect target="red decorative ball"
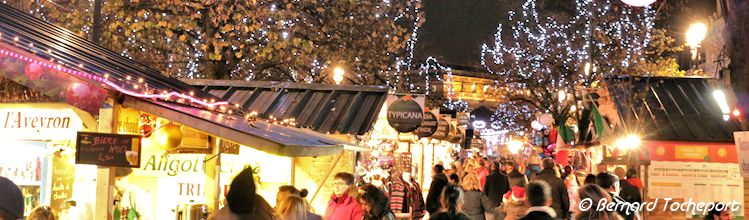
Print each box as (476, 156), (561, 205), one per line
(140, 124), (153, 137)
(65, 82), (106, 113)
(24, 63), (43, 80)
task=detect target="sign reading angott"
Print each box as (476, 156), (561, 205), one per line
(734, 131), (749, 177)
(0, 107), (83, 140)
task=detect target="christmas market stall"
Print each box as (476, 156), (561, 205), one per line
(0, 4), (361, 219)
(606, 76), (745, 219)
(186, 79), (389, 213)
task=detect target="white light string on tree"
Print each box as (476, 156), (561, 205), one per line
(480, 0), (655, 132)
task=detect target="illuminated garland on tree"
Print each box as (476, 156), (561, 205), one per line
(18, 1), (425, 86)
(492, 100), (536, 132)
(480, 0), (655, 131)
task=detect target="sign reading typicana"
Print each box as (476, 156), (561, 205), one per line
(75, 132), (142, 167)
(387, 96), (423, 133)
(0, 106), (83, 140)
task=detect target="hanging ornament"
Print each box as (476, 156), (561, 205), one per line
(531, 120), (543, 131)
(152, 123), (183, 151)
(24, 63), (43, 80)
(140, 124), (153, 138)
(621, 0), (656, 7)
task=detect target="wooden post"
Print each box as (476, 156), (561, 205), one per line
(290, 157), (297, 185)
(205, 137), (222, 212)
(421, 140), (426, 188)
(94, 100), (117, 220)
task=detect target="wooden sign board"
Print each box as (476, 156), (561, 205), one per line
(75, 132), (142, 167)
(50, 152), (74, 211)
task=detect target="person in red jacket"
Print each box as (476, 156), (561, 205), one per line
(325, 172), (363, 220)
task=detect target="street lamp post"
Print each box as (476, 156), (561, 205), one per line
(686, 22), (708, 72)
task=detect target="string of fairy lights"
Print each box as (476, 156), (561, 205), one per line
(8, 0), (660, 134)
(480, 0), (655, 131)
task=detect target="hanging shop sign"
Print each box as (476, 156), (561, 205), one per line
(432, 118), (451, 140)
(75, 132), (142, 167)
(387, 96), (423, 133)
(457, 112), (470, 127)
(470, 138), (484, 149)
(414, 112), (438, 138)
(448, 124), (463, 144)
(0, 105), (83, 140)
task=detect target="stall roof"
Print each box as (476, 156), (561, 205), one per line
(123, 97), (345, 157)
(0, 3), (218, 103)
(185, 80), (389, 135)
(0, 3), (350, 156)
(606, 76), (743, 142)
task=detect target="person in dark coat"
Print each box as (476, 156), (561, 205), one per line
(462, 174), (497, 220)
(426, 164), (449, 215)
(532, 158), (570, 219)
(614, 167), (642, 204)
(506, 161), (528, 188)
(583, 174), (597, 185)
(483, 161), (510, 206)
(596, 172), (640, 220)
(519, 181), (556, 220)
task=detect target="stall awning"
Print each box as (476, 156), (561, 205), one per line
(607, 76), (743, 142)
(123, 96), (345, 157)
(185, 80), (388, 135)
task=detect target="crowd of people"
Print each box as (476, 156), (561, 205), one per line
(0, 160), (736, 220)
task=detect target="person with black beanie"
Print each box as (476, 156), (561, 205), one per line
(210, 166), (275, 220)
(0, 176), (23, 220)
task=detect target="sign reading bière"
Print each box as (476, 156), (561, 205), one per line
(76, 132), (142, 167)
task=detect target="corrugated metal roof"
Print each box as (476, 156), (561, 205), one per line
(123, 97), (347, 157)
(607, 76), (743, 142)
(185, 80), (389, 135)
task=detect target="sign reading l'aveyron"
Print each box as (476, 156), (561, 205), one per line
(75, 132), (142, 167)
(0, 105), (83, 140)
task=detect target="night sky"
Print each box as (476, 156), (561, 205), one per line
(415, 0), (518, 67)
(414, 0), (717, 68)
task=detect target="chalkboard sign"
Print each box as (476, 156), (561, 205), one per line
(51, 152), (74, 211)
(76, 132), (142, 167)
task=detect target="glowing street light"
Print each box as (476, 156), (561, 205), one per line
(614, 135), (641, 150)
(332, 67), (345, 85)
(686, 22), (708, 66)
(713, 89), (732, 121)
(508, 139), (523, 154)
(621, 0), (657, 7)
(686, 23), (708, 48)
